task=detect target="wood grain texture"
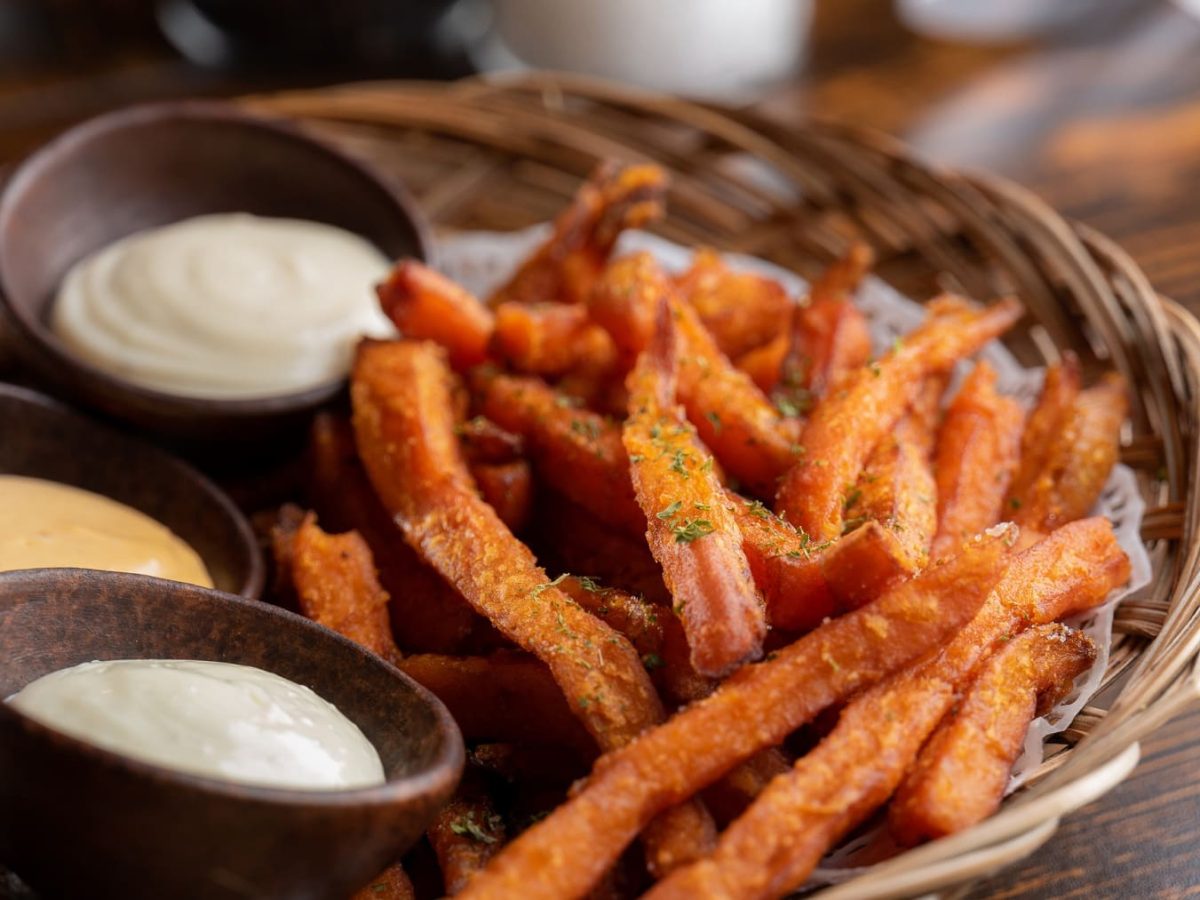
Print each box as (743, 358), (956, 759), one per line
(1, 0), (1199, 895)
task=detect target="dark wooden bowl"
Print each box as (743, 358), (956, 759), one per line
(0, 383), (263, 597)
(0, 101), (429, 444)
(0, 569), (464, 900)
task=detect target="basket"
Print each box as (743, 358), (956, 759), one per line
(245, 73), (1200, 898)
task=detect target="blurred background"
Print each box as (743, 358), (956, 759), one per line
(1, 0), (1198, 306)
(2, 5), (1200, 894)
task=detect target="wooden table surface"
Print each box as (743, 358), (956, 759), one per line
(2, 1), (1199, 896)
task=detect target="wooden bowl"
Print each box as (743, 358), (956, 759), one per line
(0, 100), (429, 443)
(0, 383), (263, 597)
(0, 569), (464, 900)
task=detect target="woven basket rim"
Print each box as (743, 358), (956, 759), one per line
(243, 73), (1200, 896)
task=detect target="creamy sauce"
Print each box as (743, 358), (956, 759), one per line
(0, 475), (212, 587)
(7, 659), (385, 791)
(52, 214), (394, 399)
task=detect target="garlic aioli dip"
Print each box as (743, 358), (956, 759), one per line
(51, 213), (394, 399)
(6, 659), (385, 791)
(0, 475), (212, 587)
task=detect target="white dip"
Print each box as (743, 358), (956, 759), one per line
(7, 659), (386, 791)
(52, 213), (393, 399)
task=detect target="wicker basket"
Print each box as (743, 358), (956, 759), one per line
(245, 73), (1200, 899)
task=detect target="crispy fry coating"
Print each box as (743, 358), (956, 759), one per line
(932, 363), (1024, 559)
(459, 528), (1014, 900)
(776, 296), (1023, 541)
(352, 339), (714, 872)
(674, 248), (794, 360)
(702, 747), (793, 826)
(531, 492), (671, 605)
(457, 415), (524, 464)
(889, 623), (1096, 845)
(728, 495), (910, 630)
(849, 412), (938, 571)
(469, 459), (534, 534)
(287, 513), (401, 664)
(651, 520), (1128, 899)
(1006, 355), (1081, 509)
(624, 301), (766, 677)
(280, 510), (591, 750)
(776, 243), (873, 409)
(673, 293), (801, 497)
(307, 413), (481, 653)
(588, 252), (799, 495)
(351, 863), (415, 900)
(353, 339), (663, 748)
(377, 260), (495, 371)
(556, 574), (713, 714)
(475, 372), (645, 535)
(735, 333), (788, 393)
(492, 302), (618, 377)
(557, 576), (664, 660)
(1014, 373), (1128, 532)
(588, 252), (665, 365)
(429, 784), (507, 895)
(490, 163), (668, 307)
(646, 677), (954, 900)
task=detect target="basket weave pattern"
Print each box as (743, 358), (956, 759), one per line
(246, 73), (1200, 898)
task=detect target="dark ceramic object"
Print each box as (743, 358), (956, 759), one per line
(0, 569), (464, 900)
(0, 382), (263, 597)
(0, 101), (429, 443)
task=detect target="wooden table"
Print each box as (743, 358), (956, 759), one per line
(2, 1), (1198, 896)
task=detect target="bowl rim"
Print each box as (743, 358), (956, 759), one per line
(0, 380), (266, 598)
(0, 99), (431, 415)
(0, 567), (465, 810)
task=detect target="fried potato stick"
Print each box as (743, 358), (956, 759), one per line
(489, 162), (668, 307)
(776, 243), (873, 410)
(459, 528), (1014, 900)
(530, 492), (671, 606)
(647, 677), (955, 900)
(307, 413), (481, 653)
(475, 372), (645, 535)
(777, 296), (1023, 541)
(673, 293), (801, 497)
(589, 252), (800, 495)
(352, 339), (714, 874)
(624, 300), (767, 677)
(557, 576), (665, 661)
(282, 511), (591, 750)
(673, 248), (794, 360)
(457, 415), (524, 464)
(1014, 373), (1128, 533)
(478, 372), (907, 627)
(647, 519), (1129, 900)
(848, 412), (938, 571)
(351, 863), (415, 900)
(492, 302), (618, 377)
(728, 496), (910, 631)
(1006, 355), (1081, 509)
(932, 362), (1024, 559)
(287, 512), (401, 663)
(377, 260), (495, 371)
(889, 623), (1096, 845)
(735, 333), (789, 393)
(429, 786), (508, 895)
(469, 459), (534, 534)
(555, 573), (717, 711)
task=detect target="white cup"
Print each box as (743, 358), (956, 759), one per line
(484, 0), (814, 99)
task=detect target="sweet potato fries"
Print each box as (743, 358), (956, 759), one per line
(267, 162), (1133, 899)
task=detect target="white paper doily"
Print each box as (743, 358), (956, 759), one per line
(434, 225), (1153, 880)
